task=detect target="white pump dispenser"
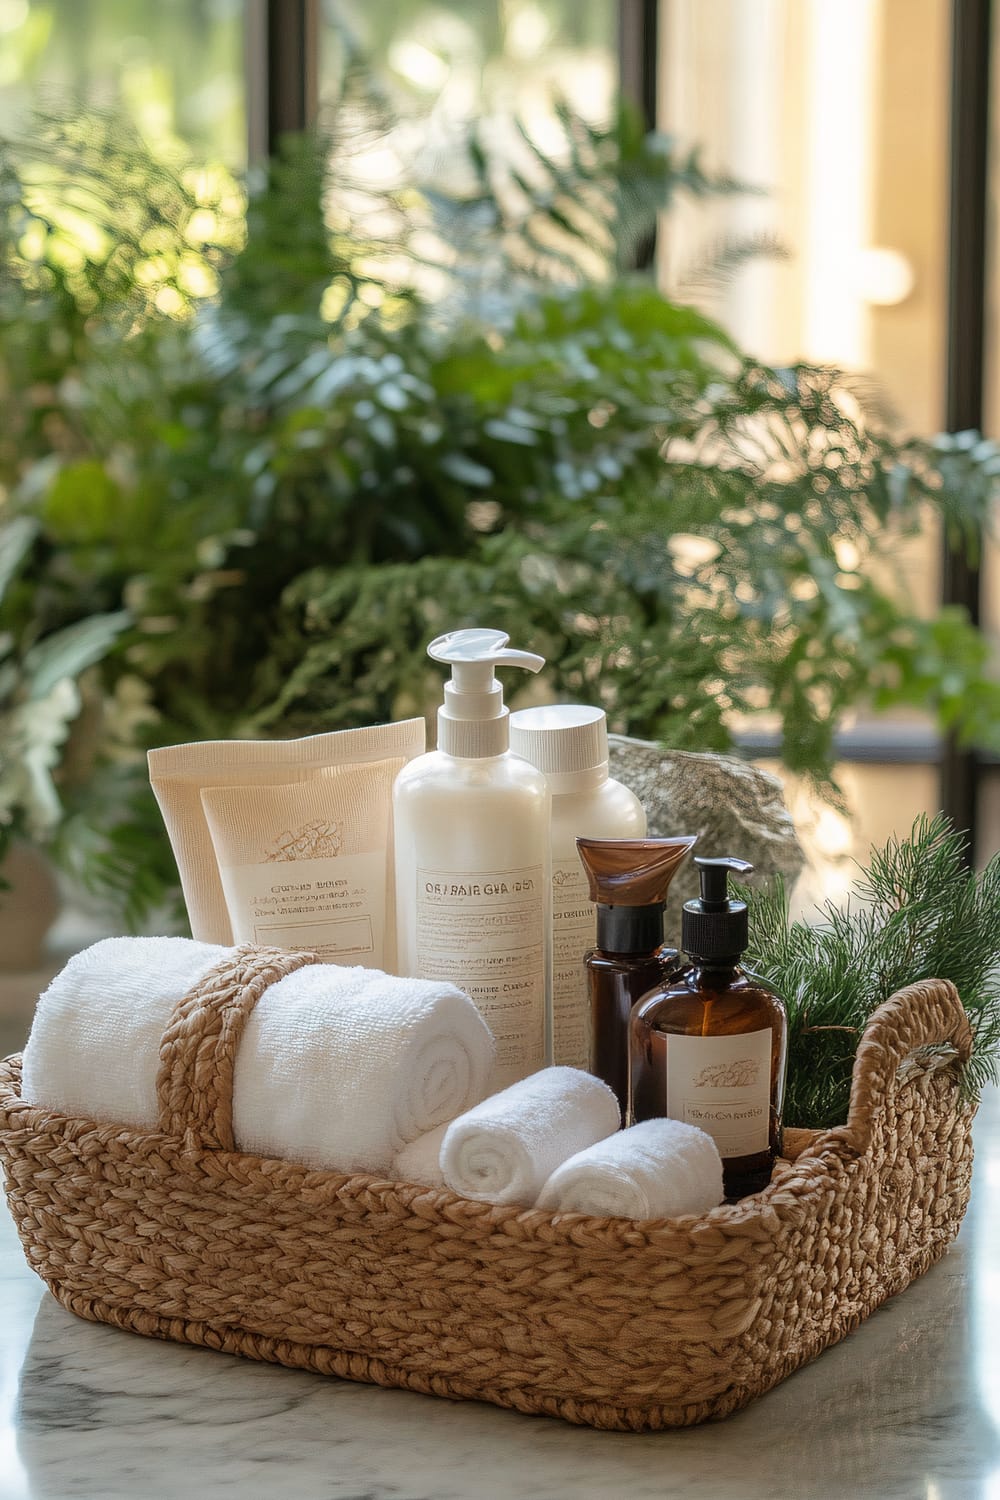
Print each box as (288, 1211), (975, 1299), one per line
(393, 629), (552, 1090)
(429, 628), (545, 759)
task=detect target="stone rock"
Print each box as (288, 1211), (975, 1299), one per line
(607, 735), (805, 937)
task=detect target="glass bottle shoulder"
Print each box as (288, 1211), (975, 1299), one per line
(633, 962), (786, 1033)
(587, 943), (676, 976)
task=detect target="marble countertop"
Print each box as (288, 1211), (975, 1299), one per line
(0, 1087), (997, 1500)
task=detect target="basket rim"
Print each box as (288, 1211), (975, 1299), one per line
(0, 1049), (822, 1238)
(0, 1046), (958, 1252)
(0, 973), (974, 1252)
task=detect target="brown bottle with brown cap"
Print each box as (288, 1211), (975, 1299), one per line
(576, 836), (697, 1122)
(630, 856), (787, 1200)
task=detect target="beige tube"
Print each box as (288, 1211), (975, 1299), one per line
(148, 721), (425, 945)
(201, 759), (405, 970)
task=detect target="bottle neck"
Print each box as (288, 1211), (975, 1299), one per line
(545, 764), (608, 795)
(595, 902), (665, 956)
(684, 955), (745, 982)
(436, 704), (509, 758)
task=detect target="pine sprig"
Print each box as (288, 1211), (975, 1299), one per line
(744, 815), (1000, 1128)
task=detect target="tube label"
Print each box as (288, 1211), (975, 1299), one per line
(416, 864), (545, 1088)
(219, 851), (386, 964)
(665, 1028), (772, 1157)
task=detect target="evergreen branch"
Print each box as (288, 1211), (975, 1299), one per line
(744, 814), (1000, 1128)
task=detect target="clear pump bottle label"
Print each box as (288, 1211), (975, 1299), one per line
(665, 1028), (772, 1157)
(416, 864), (545, 1086)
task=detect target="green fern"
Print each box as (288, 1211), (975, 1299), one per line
(432, 95), (759, 285)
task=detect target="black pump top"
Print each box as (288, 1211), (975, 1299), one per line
(682, 856), (754, 961)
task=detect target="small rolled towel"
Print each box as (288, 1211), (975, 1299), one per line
(20, 937), (495, 1176)
(392, 1121), (450, 1188)
(536, 1118), (724, 1220)
(440, 1066), (620, 1206)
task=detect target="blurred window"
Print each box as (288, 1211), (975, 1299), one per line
(0, 0), (246, 163)
(321, 2), (617, 137)
(655, 0), (993, 883)
(319, 0), (618, 205)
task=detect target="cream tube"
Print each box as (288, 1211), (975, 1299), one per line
(201, 759), (403, 970)
(148, 721), (425, 945)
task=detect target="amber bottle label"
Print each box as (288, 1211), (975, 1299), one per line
(665, 1028), (771, 1157)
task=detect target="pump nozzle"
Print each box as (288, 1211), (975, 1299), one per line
(694, 856), (754, 911)
(428, 628), (545, 758)
(428, 628), (544, 681)
(682, 855), (755, 961)
(577, 835), (697, 958)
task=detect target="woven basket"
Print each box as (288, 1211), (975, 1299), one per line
(0, 945), (976, 1432)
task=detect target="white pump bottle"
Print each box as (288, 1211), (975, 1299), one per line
(393, 629), (552, 1090)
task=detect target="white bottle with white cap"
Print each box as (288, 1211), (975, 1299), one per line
(393, 629), (552, 1090)
(508, 705), (646, 1069)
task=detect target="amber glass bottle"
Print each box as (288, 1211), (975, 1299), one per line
(576, 836), (696, 1122)
(630, 856), (787, 1200)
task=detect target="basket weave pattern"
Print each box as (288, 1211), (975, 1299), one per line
(0, 946), (976, 1431)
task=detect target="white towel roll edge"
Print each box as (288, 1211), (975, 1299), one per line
(536, 1117), (724, 1220)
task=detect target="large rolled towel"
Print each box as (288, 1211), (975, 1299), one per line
(20, 936), (228, 1130)
(536, 1118), (724, 1220)
(20, 937), (495, 1176)
(440, 1066), (620, 1206)
(232, 963), (493, 1173)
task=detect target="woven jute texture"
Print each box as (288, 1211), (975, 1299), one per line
(0, 946), (977, 1431)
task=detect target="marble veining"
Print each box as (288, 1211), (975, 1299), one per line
(1, 1088), (998, 1500)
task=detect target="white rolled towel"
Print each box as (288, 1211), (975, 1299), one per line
(21, 936), (229, 1130)
(232, 962), (493, 1173)
(392, 1121), (449, 1188)
(440, 1066), (620, 1206)
(536, 1118), (724, 1220)
(21, 937), (496, 1176)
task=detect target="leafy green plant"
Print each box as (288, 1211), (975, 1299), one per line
(2, 96), (1000, 923)
(0, 513), (128, 862)
(433, 94), (773, 283)
(744, 815), (1000, 1128)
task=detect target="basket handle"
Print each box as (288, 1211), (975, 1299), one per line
(822, 977), (972, 1159)
(156, 943), (318, 1151)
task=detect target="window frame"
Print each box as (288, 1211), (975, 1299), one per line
(245, 0), (319, 161)
(942, 0), (991, 856)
